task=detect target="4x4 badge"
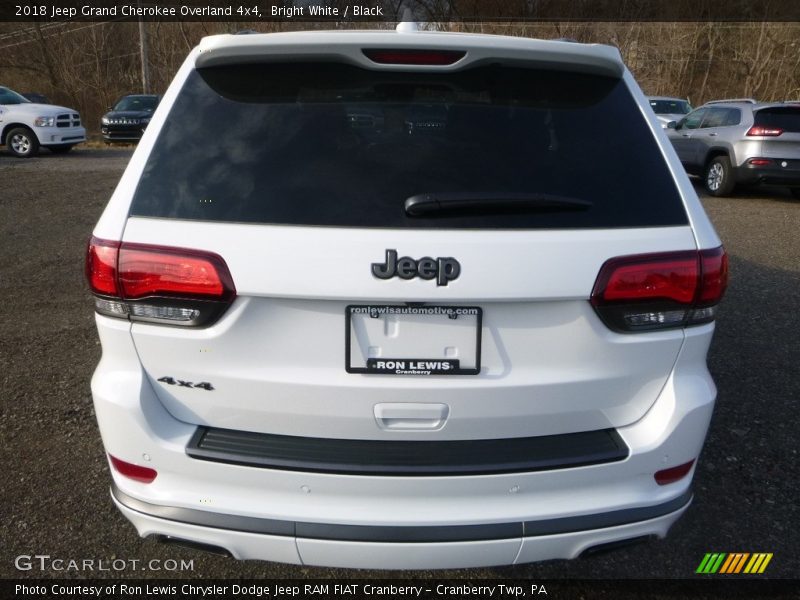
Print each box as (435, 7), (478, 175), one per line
(157, 376), (214, 391)
(371, 249), (460, 286)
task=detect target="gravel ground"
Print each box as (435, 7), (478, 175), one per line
(0, 148), (798, 586)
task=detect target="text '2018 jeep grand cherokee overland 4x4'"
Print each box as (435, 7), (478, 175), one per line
(86, 29), (728, 569)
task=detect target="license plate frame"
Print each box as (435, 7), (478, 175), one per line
(345, 304), (482, 375)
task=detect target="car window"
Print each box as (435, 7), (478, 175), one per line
(131, 62), (687, 229)
(0, 87), (31, 105)
(113, 96), (159, 111)
(649, 99), (691, 115)
(754, 107), (800, 132)
(723, 108), (742, 126)
(700, 108), (730, 128)
(681, 109), (706, 130)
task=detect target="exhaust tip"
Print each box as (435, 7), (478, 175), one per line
(580, 535), (655, 558)
(152, 535), (232, 557)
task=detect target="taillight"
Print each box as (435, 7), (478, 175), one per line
(86, 236), (236, 327)
(362, 49), (466, 65)
(591, 247), (728, 332)
(746, 126), (783, 137)
(117, 244), (235, 301)
(109, 454), (157, 484)
(697, 247), (729, 306)
(86, 238), (120, 296)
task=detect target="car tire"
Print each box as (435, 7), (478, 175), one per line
(48, 144), (74, 154)
(704, 156), (736, 197)
(6, 127), (40, 158)
(790, 188), (800, 200)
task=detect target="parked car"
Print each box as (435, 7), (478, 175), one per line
(21, 92), (50, 104)
(666, 99), (800, 197)
(86, 28), (727, 569)
(647, 96), (692, 128)
(0, 85), (86, 157)
(101, 94), (160, 143)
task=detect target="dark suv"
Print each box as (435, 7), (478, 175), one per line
(666, 100), (800, 198)
(101, 94), (160, 143)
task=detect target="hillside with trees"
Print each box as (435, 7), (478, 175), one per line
(1, 20), (798, 133)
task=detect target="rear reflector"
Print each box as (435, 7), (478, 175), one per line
(654, 459), (695, 485)
(747, 126), (783, 137)
(747, 158), (773, 166)
(109, 454), (157, 483)
(591, 247), (728, 332)
(362, 49), (466, 65)
(86, 237), (235, 327)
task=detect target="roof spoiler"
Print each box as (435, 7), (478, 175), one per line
(194, 31), (625, 78)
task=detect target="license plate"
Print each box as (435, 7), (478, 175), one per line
(345, 305), (482, 375)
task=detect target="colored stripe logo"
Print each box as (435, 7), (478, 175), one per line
(696, 553), (773, 574)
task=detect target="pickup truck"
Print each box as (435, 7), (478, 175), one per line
(0, 86), (86, 157)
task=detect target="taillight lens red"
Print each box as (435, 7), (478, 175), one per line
(697, 247), (729, 306)
(594, 252), (699, 305)
(362, 49), (466, 65)
(746, 126), (783, 137)
(591, 247), (728, 332)
(654, 459), (695, 485)
(86, 238), (121, 296)
(118, 244), (234, 301)
(109, 454), (157, 484)
(85, 237), (236, 326)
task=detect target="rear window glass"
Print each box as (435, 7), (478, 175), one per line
(754, 107), (800, 132)
(131, 63), (687, 229)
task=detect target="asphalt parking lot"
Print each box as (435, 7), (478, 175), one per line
(0, 148), (798, 582)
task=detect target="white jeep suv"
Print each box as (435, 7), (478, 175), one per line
(86, 29), (728, 569)
(0, 86), (86, 157)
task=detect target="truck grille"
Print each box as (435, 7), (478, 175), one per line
(56, 113), (81, 128)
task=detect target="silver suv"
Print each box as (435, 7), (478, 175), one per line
(666, 99), (800, 198)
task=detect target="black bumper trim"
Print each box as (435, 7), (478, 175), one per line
(111, 484), (691, 543)
(185, 427), (629, 476)
(736, 163), (800, 185)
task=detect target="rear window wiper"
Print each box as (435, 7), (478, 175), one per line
(404, 192), (592, 217)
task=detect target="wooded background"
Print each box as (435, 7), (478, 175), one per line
(1, 20), (799, 134)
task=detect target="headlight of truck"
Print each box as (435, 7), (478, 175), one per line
(101, 117), (110, 125)
(34, 116), (55, 127)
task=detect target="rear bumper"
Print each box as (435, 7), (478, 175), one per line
(112, 483), (691, 568)
(92, 315), (716, 569)
(736, 160), (800, 185)
(186, 426), (628, 475)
